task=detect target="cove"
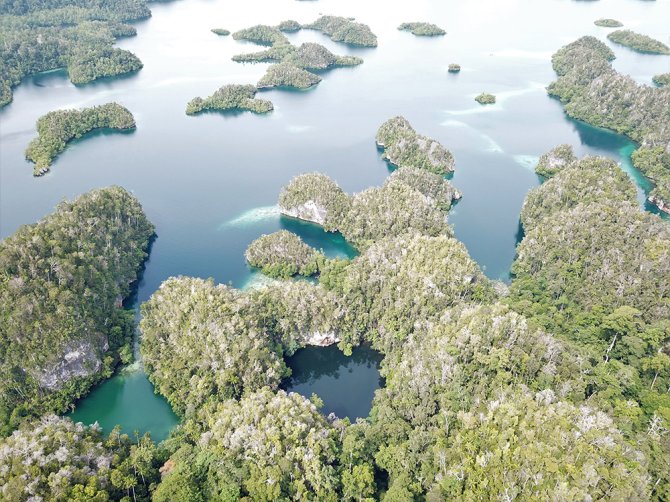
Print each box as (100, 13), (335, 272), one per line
(283, 345), (384, 421)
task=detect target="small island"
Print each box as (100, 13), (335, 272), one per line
(304, 15), (378, 47)
(211, 28), (230, 36)
(245, 230), (323, 278)
(257, 63), (322, 89)
(398, 22), (446, 37)
(594, 18), (623, 28)
(475, 92), (496, 104)
(186, 84), (273, 115)
(607, 29), (670, 55)
(376, 116), (456, 174)
(653, 73), (670, 87)
(25, 103), (135, 176)
(448, 64), (461, 73)
(278, 20), (302, 32)
(232, 24), (289, 46)
(284, 42), (363, 70)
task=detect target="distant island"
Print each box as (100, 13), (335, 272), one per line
(448, 64), (461, 73)
(548, 35), (670, 213)
(0, 0), (153, 107)
(25, 103), (136, 176)
(304, 15), (378, 47)
(398, 22), (446, 36)
(257, 63), (322, 89)
(186, 84), (273, 115)
(376, 116), (456, 174)
(475, 93), (496, 104)
(211, 28), (230, 36)
(594, 18), (623, 27)
(278, 20), (302, 32)
(607, 29), (670, 54)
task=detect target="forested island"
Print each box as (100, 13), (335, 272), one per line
(594, 18), (623, 27)
(398, 22), (445, 36)
(475, 92), (496, 104)
(231, 24), (363, 90)
(448, 63), (461, 73)
(0, 0), (152, 107)
(653, 73), (670, 87)
(304, 15), (378, 47)
(549, 36), (670, 213)
(607, 29), (670, 54)
(0, 187), (154, 436)
(245, 230), (323, 278)
(211, 28), (230, 36)
(186, 84), (273, 114)
(376, 116), (456, 174)
(25, 103), (136, 175)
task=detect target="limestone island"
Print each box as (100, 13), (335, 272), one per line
(25, 103), (135, 176)
(257, 63), (322, 89)
(211, 28), (230, 36)
(594, 18), (623, 28)
(653, 73), (670, 87)
(279, 167), (460, 250)
(304, 15), (378, 47)
(232, 24), (289, 46)
(186, 84), (273, 115)
(606, 29), (670, 55)
(376, 116), (455, 174)
(448, 64), (461, 73)
(398, 22), (446, 36)
(534, 144), (577, 178)
(475, 92), (496, 104)
(245, 230), (324, 278)
(548, 35), (670, 213)
(278, 20), (302, 32)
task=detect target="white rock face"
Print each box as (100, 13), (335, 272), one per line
(34, 341), (103, 390)
(281, 200), (329, 225)
(304, 331), (340, 346)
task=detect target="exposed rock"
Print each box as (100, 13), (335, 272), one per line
(33, 341), (103, 390)
(305, 331), (341, 346)
(535, 144), (577, 178)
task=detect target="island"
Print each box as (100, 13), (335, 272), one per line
(548, 35), (670, 213)
(278, 19), (302, 32)
(25, 103), (136, 176)
(475, 92), (496, 104)
(398, 22), (446, 36)
(257, 62), (322, 89)
(607, 29), (670, 54)
(304, 15), (378, 47)
(594, 18), (623, 27)
(211, 28), (230, 36)
(245, 230), (323, 278)
(653, 73), (670, 87)
(0, 186), (154, 435)
(0, 1), (152, 107)
(186, 84), (273, 115)
(232, 24), (289, 46)
(448, 63), (461, 73)
(376, 116), (456, 174)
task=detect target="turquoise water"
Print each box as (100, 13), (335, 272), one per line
(2, 0), (669, 439)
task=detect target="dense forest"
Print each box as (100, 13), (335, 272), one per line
(0, 186), (154, 438)
(25, 102), (136, 175)
(0, 0), (154, 107)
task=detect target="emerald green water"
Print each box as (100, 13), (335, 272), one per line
(2, 0), (669, 440)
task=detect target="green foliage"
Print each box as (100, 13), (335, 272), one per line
(24, 102), (135, 174)
(397, 22), (445, 36)
(0, 2), (152, 107)
(305, 15), (378, 47)
(607, 29), (670, 55)
(534, 143), (577, 177)
(0, 416), (162, 502)
(278, 19), (301, 32)
(257, 62), (322, 89)
(210, 28), (229, 36)
(522, 154), (637, 231)
(245, 230), (324, 278)
(653, 73), (670, 87)
(594, 18), (623, 27)
(387, 166), (461, 210)
(474, 92), (496, 104)
(185, 84), (273, 115)
(232, 24), (288, 46)
(0, 186), (154, 435)
(283, 42), (363, 70)
(548, 36), (670, 210)
(376, 116), (456, 174)
(139, 277), (289, 416)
